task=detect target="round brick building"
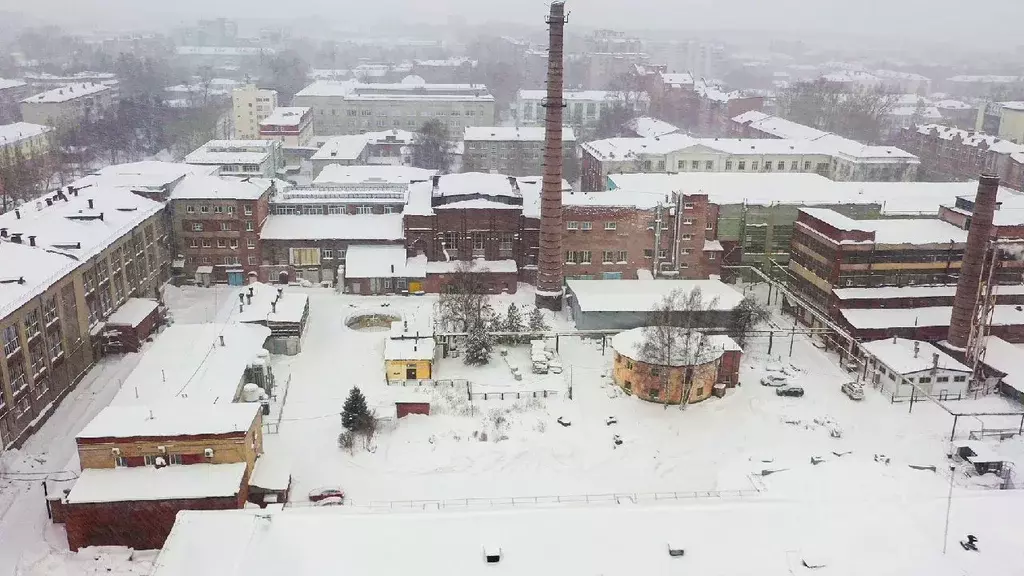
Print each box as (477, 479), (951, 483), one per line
(610, 327), (742, 404)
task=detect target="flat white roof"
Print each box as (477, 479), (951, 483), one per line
(111, 323), (270, 406)
(22, 82), (109, 103)
(312, 135), (370, 161)
(517, 89), (622, 102)
(567, 279), (744, 313)
(151, 498), (999, 576)
(517, 176), (573, 219)
(66, 463), (247, 504)
(861, 337), (971, 375)
(660, 72), (694, 86)
(0, 242), (81, 318)
(235, 283), (309, 324)
(170, 175), (276, 201)
(384, 336), (435, 361)
(732, 113), (829, 141)
(345, 245), (413, 279)
(982, 336), (1024, 393)
(433, 172), (522, 199)
(259, 107), (310, 127)
(105, 297), (158, 327)
(313, 164), (435, 186)
(833, 284), (1024, 300)
(425, 259), (517, 274)
(249, 453), (291, 492)
(260, 214), (404, 241)
(0, 78), (27, 90)
(840, 305), (1024, 330)
(626, 117), (679, 139)
(0, 122), (50, 146)
(463, 126), (576, 142)
(798, 208), (969, 245)
(77, 402), (260, 440)
(296, 81), (492, 101)
(73, 161), (216, 192)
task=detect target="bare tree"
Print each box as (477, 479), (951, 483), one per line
(777, 79), (898, 144)
(640, 287), (720, 408)
(412, 119), (454, 173)
(434, 260), (491, 333)
(728, 293), (770, 348)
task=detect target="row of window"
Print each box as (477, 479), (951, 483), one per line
(272, 205), (396, 216)
(184, 204), (254, 216)
(186, 256), (258, 266)
(655, 159), (826, 173)
(190, 221), (255, 232)
(439, 232), (516, 252)
(189, 238), (256, 249)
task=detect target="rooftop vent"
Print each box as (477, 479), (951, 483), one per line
(483, 546), (502, 564)
(667, 542), (686, 557)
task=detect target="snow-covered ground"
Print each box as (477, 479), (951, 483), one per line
(2, 281), (1024, 575)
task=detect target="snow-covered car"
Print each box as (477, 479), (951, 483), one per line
(315, 496), (345, 507)
(760, 374), (788, 387)
(776, 386), (805, 397)
(841, 381), (865, 400)
(308, 487), (345, 502)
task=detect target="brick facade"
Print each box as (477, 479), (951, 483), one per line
(172, 193), (270, 281)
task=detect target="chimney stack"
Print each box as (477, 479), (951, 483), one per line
(913, 341), (920, 358)
(948, 175), (999, 348)
(28, 235), (35, 247)
(535, 1), (568, 312)
(219, 335), (225, 346)
(87, 198), (94, 209)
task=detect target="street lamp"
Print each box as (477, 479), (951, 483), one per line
(942, 463), (956, 554)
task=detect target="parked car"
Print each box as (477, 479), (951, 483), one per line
(308, 487), (345, 503)
(776, 386), (805, 397)
(761, 374), (788, 387)
(841, 381), (865, 400)
(315, 496), (345, 507)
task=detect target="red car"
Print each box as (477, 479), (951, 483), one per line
(308, 487), (345, 503)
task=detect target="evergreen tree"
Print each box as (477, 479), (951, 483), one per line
(341, 386), (371, 432)
(503, 303), (524, 343)
(463, 319), (493, 366)
(528, 306), (549, 334)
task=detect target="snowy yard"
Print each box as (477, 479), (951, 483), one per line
(2, 281), (1024, 575)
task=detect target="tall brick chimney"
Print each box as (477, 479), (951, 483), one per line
(948, 175), (1000, 348)
(535, 1), (568, 311)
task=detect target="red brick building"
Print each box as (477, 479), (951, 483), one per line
(899, 124), (1024, 190)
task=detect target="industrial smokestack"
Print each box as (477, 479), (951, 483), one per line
(535, 0), (568, 312)
(948, 175), (999, 348)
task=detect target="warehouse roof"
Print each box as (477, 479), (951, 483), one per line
(861, 337), (971, 375)
(77, 402), (260, 440)
(22, 82), (109, 103)
(66, 463), (247, 504)
(567, 279), (744, 313)
(464, 126), (576, 142)
(260, 214), (404, 241)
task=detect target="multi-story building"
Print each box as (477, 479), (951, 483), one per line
(185, 139), (284, 178)
(0, 185), (167, 448)
(0, 79), (31, 123)
(22, 72), (120, 102)
(410, 58), (477, 84)
(292, 80), (495, 136)
(169, 175), (277, 283)
(0, 122), (51, 159)
(995, 102), (1024, 145)
(873, 70), (932, 95)
(899, 124), (1024, 190)
(581, 132), (919, 191)
(258, 107), (313, 147)
(586, 52), (649, 90)
(232, 85), (279, 140)
(463, 126), (576, 177)
(515, 89), (645, 132)
(20, 83), (114, 127)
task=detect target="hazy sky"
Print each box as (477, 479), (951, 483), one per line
(4, 0), (1024, 45)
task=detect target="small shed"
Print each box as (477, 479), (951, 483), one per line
(951, 440), (1004, 474)
(247, 453), (292, 508)
(235, 283), (310, 355)
(195, 265), (214, 287)
(103, 298), (161, 353)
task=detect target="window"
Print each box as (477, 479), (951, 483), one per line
(790, 161), (798, 171)
(683, 202), (694, 210)
(229, 239), (238, 249)
(383, 205), (395, 214)
(200, 205), (209, 214)
(751, 161), (759, 170)
(499, 233), (514, 252)
(682, 218), (693, 225)
(738, 160), (746, 171)
(603, 250), (615, 263)
(248, 256), (257, 265)
(43, 296), (58, 326)
(617, 250), (627, 263)
(144, 455), (160, 466)
(186, 205), (195, 214)
(24, 309), (40, 338)
(681, 249), (691, 255)
(656, 160), (665, 171)
(708, 252), (716, 260)
(323, 249), (334, 259)
(357, 205), (373, 215)
(566, 221), (579, 230)
(7, 358), (26, 393)
(442, 231), (459, 250)
(472, 232), (486, 251)
(220, 222), (231, 231)
(169, 453), (184, 465)
(644, 249), (653, 258)
(244, 205), (253, 216)
(658, 249), (669, 259)
(705, 160), (713, 170)
(725, 160), (733, 170)
(214, 205), (223, 214)
(777, 161), (785, 171)
(691, 160), (699, 170)
(217, 239), (227, 248)
(953, 375), (967, 383)
(202, 239), (212, 248)
(245, 221), (254, 232)
(677, 160), (684, 170)
(227, 206), (235, 215)
(682, 234), (692, 240)
(192, 223), (203, 232)
(565, 251), (577, 264)
(804, 161), (811, 171)
(581, 222), (593, 231)
(3, 325), (20, 356)
(48, 326), (63, 359)
(115, 457), (128, 468)
(29, 340), (45, 375)
(937, 376), (950, 383)
(706, 222), (714, 230)
(604, 222), (617, 231)
(918, 377), (932, 384)
(764, 162), (772, 172)
(190, 238), (199, 248)
(579, 250), (592, 264)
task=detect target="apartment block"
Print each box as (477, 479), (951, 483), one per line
(258, 107), (313, 147)
(185, 139), (284, 178)
(899, 124), (1024, 190)
(0, 122), (51, 159)
(20, 83), (114, 127)
(463, 126), (576, 176)
(0, 79), (31, 123)
(515, 89), (643, 132)
(293, 80), (495, 136)
(232, 85), (279, 140)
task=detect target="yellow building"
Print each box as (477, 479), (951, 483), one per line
(384, 316), (435, 382)
(0, 122), (51, 159)
(997, 103), (1024, 144)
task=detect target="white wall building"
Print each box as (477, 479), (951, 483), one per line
(292, 78), (495, 136)
(515, 89), (645, 130)
(861, 337), (972, 400)
(233, 85), (279, 140)
(185, 140), (284, 178)
(259, 107), (314, 147)
(20, 83), (114, 126)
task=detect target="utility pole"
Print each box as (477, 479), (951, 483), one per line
(942, 464), (956, 554)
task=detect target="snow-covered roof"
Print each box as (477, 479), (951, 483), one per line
(312, 135), (370, 161)
(152, 497), (995, 576)
(611, 327), (738, 366)
(66, 463), (247, 504)
(932, 99), (972, 110)
(0, 78), (27, 90)
(703, 240), (724, 251)
(384, 336), (435, 361)
(425, 259), (517, 274)
(260, 214), (404, 241)
(296, 81), (492, 102)
(73, 161), (216, 192)
(344, 245), (414, 279)
(833, 284), (1024, 301)
(567, 279), (744, 313)
(517, 176), (573, 219)
(861, 338), (971, 375)
(798, 208), (968, 245)
(313, 165), (435, 186)
(112, 323), (270, 406)
(606, 172), (1018, 215)
(0, 242), (80, 318)
(77, 402), (260, 440)
(105, 298), (158, 327)
(947, 75), (1021, 83)
(517, 89), (622, 102)
(463, 126), (576, 142)
(840, 305), (1024, 330)
(731, 112), (828, 140)
(982, 336), (1024, 393)
(176, 46), (269, 56)
(185, 141), (276, 166)
(170, 175), (276, 201)
(249, 453), (291, 492)
(259, 107), (310, 127)
(22, 82), (109, 103)
(660, 72), (694, 86)
(626, 117), (678, 138)
(235, 283), (309, 324)
(913, 124), (1024, 155)
(0, 122), (50, 146)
